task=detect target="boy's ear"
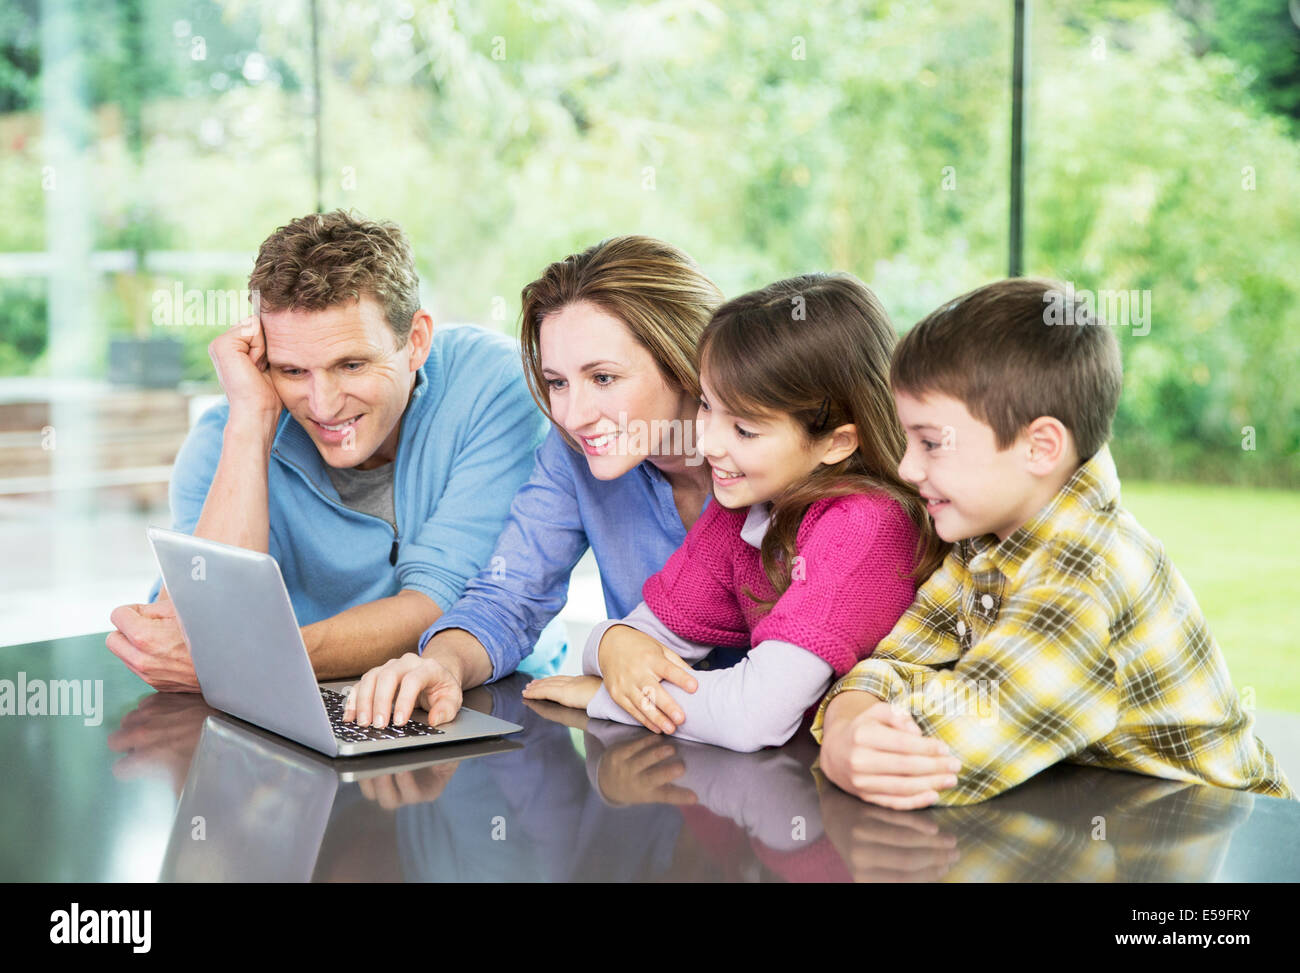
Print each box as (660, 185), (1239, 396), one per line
(1023, 416), (1074, 475)
(819, 422), (859, 466)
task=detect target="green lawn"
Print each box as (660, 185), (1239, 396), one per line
(1120, 480), (1300, 713)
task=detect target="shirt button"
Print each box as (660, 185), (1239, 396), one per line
(956, 619), (966, 637)
(981, 594), (994, 610)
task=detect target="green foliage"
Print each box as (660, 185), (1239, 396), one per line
(1203, 0), (1300, 127)
(0, 1), (39, 114)
(0, 279), (46, 374)
(0, 0), (1296, 485)
(1030, 8), (1300, 485)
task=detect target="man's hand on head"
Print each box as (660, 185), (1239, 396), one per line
(208, 316), (284, 428)
(106, 598), (201, 693)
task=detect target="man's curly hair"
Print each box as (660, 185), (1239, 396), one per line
(248, 209), (421, 344)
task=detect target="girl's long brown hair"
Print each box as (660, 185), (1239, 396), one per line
(699, 273), (950, 608)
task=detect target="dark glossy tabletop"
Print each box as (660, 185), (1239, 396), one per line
(2, 633), (1298, 882)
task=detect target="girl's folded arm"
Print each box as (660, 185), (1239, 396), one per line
(587, 640), (833, 753)
(582, 600), (715, 676)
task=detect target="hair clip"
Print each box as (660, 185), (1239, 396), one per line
(813, 396), (831, 431)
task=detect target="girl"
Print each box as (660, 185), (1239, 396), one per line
(522, 273), (949, 751)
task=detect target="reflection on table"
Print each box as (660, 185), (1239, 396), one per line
(2, 632), (1296, 882)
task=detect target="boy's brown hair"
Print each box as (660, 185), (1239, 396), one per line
(891, 277), (1123, 460)
(248, 209), (421, 344)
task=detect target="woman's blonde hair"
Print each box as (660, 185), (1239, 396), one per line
(519, 236), (723, 448)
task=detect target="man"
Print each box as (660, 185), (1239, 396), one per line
(107, 210), (557, 691)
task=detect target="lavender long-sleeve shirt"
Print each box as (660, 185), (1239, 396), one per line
(583, 503), (835, 752)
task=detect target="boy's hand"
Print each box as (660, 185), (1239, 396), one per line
(208, 317), (283, 427)
(816, 771), (959, 882)
(819, 693), (962, 810)
(598, 625), (698, 734)
(521, 674), (603, 711)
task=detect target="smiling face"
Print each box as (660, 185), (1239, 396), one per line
(262, 295), (430, 470)
(894, 389), (1054, 542)
(695, 372), (856, 509)
(539, 301), (697, 481)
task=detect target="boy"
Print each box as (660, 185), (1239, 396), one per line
(814, 278), (1293, 808)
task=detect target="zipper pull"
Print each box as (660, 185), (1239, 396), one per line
(389, 538), (399, 566)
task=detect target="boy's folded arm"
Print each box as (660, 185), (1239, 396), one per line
(829, 582), (1120, 806)
(587, 640), (833, 753)
(811, 656), (942, 743)
(810, 560), (968, 742)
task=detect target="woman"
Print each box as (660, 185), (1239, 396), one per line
(344, 235), (724, 730)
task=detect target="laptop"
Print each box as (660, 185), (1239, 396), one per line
(146, 526), (522, 757)
(160, 714), (524, 881)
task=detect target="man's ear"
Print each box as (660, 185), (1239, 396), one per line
(1023, 416), (1074, 475)
(819, 422), (859, 466)
(404, 310), (434, 372)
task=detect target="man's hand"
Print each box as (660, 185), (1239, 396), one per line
(208, 316), (283, 425)
(106, 598), (201, 693)
(106, 692), (216, 795)
(344, 652), (464, 728)
(597, 624), (698, 734)
(819, 692), (962, 810)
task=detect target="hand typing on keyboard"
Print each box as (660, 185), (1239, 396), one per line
(322, 688), (443, 742)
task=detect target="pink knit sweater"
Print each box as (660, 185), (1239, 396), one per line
(641, 492), (922, 677)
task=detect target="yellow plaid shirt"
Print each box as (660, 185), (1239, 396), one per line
(812, 445), (1294, 806)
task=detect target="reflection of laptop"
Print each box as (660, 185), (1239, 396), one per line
(160, 714), (523, 882)
(147, 526), (522, 757)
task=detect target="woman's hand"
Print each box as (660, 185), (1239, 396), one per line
(343, 652), (464, 728)
(597, 625), (699, 734)
(521, 674), (603, 710)
(359, 762), (462, 810)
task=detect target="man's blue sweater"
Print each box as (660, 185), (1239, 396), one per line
(150, 324), (562, 669)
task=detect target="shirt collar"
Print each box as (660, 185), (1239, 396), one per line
(967, 443), (1120, 582)
(740, 502), (772, 548)
(408, 362), (428, 401)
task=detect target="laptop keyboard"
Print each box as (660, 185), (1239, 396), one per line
(320, 688), (445, 744)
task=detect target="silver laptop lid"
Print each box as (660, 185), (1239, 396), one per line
(147, 526), (337, 755)
(160, 715), (337, 881)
